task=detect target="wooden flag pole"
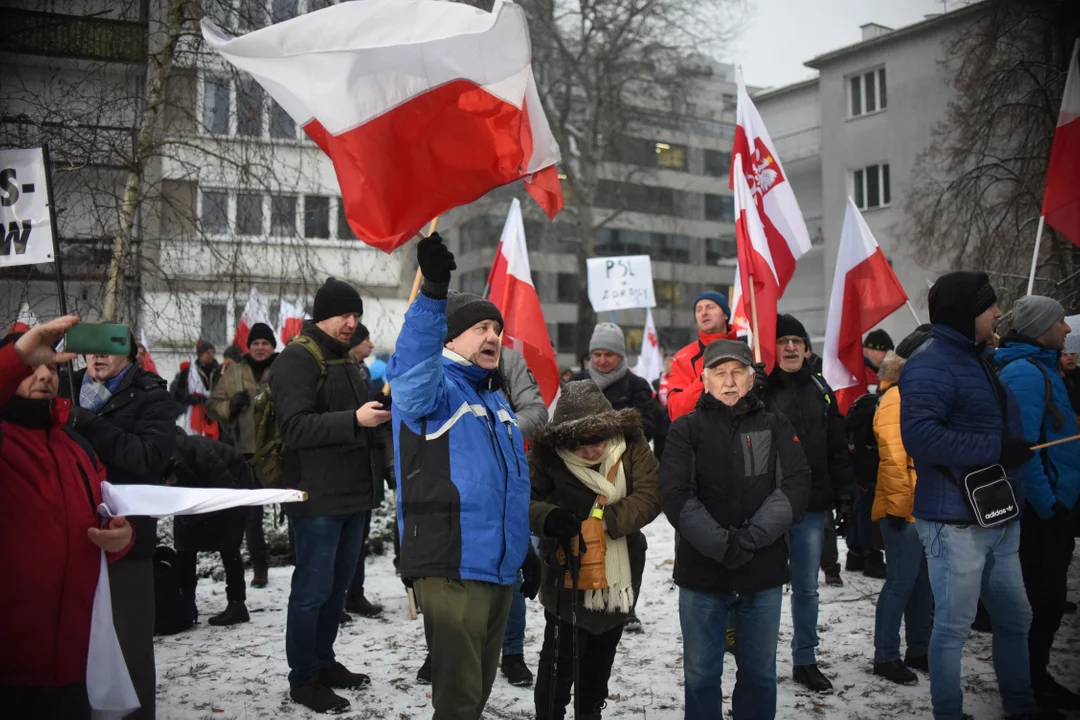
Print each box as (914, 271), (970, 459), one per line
(1030, 434), (1080, 451)
(747, 273), (762, 364)
(1026, 216), (1046, 296)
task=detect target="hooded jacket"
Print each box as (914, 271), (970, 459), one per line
(661, 392), (811, 595)
(529, 403), (661, 634)
(995, 335), (1080, 517)
(207, 353), (277, 454)
(666, 327), (740, 420)
(387, 293), (530, 585)
(570, 366), (660, 442)
(872, 353), (916, 522)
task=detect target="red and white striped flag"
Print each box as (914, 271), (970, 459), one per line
(139, 329), (159, 375)
(823, 198), (908, 414)
(202, 0), (563, 252)
(487, 198), (559, 406)
(9, 302), (37, 333)
(730, 71), (812, 371)
(278, 298), (309, 346)
(1043, 39), (1080, 247)
(233, 287), (271, 353)
(632, 308), (663, 387)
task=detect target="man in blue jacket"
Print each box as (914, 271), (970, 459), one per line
(900, 271), (1041, 720)
(996, 295), (1080, 711)
(387, 233), (534, 720)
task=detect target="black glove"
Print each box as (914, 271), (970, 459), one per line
(751, 362), (769, 398)
(543, 508), (583, 558)
(384, 465), (397, 491)
(721, 531), (753, 570)
(417, 232), (456, 287)
(187, 392), (206, 407)
(834, 508), (850, 538)
(999, 437), (1035, 469)
(69, 406), (100, 435)
(520, 543), (541, 600)
(733, 527), (756, 553)
(886, 514), (907, 532)
(229, 390), (250, 416)
(402, 576), (415, 590)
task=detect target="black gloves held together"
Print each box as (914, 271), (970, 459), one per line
(721, 529), (754, 570)
(520, 543), (541, 600)
(544, 508), (583, 558)
(999, 437), (1035, 469)
(229, 390), (250, 417)
(417, 232), (456, 286)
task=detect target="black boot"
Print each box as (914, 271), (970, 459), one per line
(319, 661), (371, 689)
(873, 659), (918, 685)
(863, 551), (886, 579)
(416, 655), (432, 685)
(824, 570), (844, 587)
(338, 610), (352, 625)
(290, 677), (350, 714)
(793, 664), (834, 692)
(501, 653), (533, 687)
(344, 592), (383, 618)
(250, 570), (268, 589)
(1034, 674), (1080, 711)
(208, 601), (249, 626)
(903, 654), (929, 672)
(187, 600), (199, 626)
(845, 551), (865, 572)
(1064, 600), (1077, 614)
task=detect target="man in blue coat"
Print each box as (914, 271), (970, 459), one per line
(387, 233), (535, 720)
(900, 271), (1041, 720)
(996, 295), (1080, 711)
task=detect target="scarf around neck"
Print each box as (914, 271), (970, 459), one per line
(588, 357), (628, 391)
(80, 365), (130, 413)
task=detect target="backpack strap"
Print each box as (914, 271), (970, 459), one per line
(808, 372), (833, 420)
(1023, 357), (1066, 433)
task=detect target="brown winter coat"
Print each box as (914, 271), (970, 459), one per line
(528, 408), (662, 635)
(207, 355), (273, 455)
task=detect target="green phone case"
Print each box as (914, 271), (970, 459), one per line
(65, 323), (131, 356)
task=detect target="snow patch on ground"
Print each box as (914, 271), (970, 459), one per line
(157, 510), (1080, 719)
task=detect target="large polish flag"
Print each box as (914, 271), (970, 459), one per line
(632, 308), (664, 387)
(9, 301), (37, 333)
(278, 298), (309, 346)
(823, 198), (908, 414)
(139, 329), (160, 376)
(233, 287), (271, 353)
(202, 0), (563, 252)
(487, 198), (559, 406)
(730, 71), (812, 370)
(1043, 39), (1080, 247)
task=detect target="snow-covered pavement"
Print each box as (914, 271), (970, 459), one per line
(156, 512), (1080, 719)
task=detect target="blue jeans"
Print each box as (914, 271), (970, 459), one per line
(286, 512), (368, 685)
(915, 519), (1034, 719)
(347, 511), (373, 597)
(503, 570), (526, 656)
(680, 585), (782, 720)
(789, 511), (824, 665)
(874, 519), (932, 663)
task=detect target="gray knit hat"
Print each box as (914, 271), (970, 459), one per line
(552, 380), (613, 426)
(444, 291), (503, 342)
(1012, 295), (1064, 340)
(589, 322), (626, 357)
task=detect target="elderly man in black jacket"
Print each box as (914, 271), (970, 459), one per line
(64, 336), (176, 720)
(662, 339), (810, 720)
(271, 277), (393, 714)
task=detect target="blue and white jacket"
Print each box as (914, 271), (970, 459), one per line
(387, 293), (530, 585)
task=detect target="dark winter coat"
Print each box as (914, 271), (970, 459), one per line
(169, 428), (255, 553)
(571, 368), (662, 443)
(0, 344), (132, 687)
(761, 364), (854, 512)
(206, 353), (277, 455)
(170, 361), (223, 413)
(63, 365), (176, 560)
(662, 392), (811, 596)
(271, 321), (387, 518)
(528, 409), (661, 635)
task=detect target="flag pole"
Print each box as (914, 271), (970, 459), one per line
(748, 273), (762, 364)
(1026, 216), (1045, 296)
(905, 300), (922, 326)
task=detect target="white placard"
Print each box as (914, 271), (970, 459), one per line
(587, 255), (656, 312)
(0, 147), (55, 267)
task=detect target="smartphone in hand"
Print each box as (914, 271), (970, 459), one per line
(65, 323), (131, 356)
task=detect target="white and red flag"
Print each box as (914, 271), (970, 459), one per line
(730, 71), (812, 371)
(10, 301), (37, 333)
(202, 0), (563, 252)
(139, 329), (159, 375)
(232, 287), (271, 353)
(823, 198), (908, 414)
(632, 308), (663, 388)
(487, 198), (559, 406)
(183, 363), (218, 439)
(278, 298), (309, 346)
(1043, 39), (1080, 247)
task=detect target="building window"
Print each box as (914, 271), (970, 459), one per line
(608, 137), (688, 172)
(557, 273), (578, 303)
(271, 195), (297, 236)
(236, 193), (263, 235)
(655, 280), (685, 309)
(304, 195), (330, 238)
(460, 216), (504, 254)
(849, 67), (887, 117)
(236, 78), (264, 138)
(654, 142), (687, 170)
(853, 163), (891, 210)
(706, 235), (737, 264)
(460, 268), (487, 296)
(336, 199), (355, 240)
(203, 76), (231, 135)
(557, 323), (578, 354)
(269, 99), (296, 140)
(705, 194), (735, 223)
(201, 190), (229, 234)
(722, 93), (737, 113)
(201, 302), (228, 349)
(704, 149), (730, 178)
(595, 181), (675, 216)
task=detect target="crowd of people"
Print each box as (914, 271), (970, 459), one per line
(2, 233), (1078, 720)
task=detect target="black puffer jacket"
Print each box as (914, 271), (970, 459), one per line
(169, 429), (255, 553)
(63, 365), (176, 560)
(661, 392), (811, 595)
(271, 321), (389, 518)
(571, 369), (664, 444)
(762, 365), (854, 513)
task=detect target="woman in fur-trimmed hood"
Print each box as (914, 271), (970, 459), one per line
(529, 380), (661, 720)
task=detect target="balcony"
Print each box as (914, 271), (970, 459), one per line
(0, 9), (147, 63)
(771, 126), (821, 162)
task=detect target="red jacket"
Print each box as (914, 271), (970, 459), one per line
(666, 328), (740, 420)
(0, 343), (131, 686)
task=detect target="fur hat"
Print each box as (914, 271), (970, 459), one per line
(532, 380), (642, 454)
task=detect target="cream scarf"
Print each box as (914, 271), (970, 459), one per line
(556, 437), (634, 613)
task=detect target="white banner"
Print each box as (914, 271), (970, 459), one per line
(0, 147), (55, 267)
(587, 255), (656, 312)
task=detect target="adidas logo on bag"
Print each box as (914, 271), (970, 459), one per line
(984, 506), (1015, 521)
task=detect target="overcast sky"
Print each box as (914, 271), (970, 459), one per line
(730, 0), (961, 90)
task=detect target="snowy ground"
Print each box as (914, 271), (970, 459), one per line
(156, 508), (1080, 719)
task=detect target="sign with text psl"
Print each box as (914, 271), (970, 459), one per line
(587, 255), (656, 312)
(0, 148), (54, 267)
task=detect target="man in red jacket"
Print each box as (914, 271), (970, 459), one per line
(667, 291), (740, 420)
(0, 316), (133, 719)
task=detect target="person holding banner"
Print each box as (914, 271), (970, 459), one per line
(666, 291), (739, 421)
(1, 317), (135, 718)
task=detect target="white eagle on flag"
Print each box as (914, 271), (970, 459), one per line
(749, 145), (780, 198)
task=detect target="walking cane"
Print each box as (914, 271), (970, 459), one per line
(547, 543), (564, 720)
(569, 535), (582, 720)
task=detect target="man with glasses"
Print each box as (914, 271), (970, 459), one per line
(755, 314), (855, 692)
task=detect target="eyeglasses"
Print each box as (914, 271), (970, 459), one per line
(778, 337), (805, 348)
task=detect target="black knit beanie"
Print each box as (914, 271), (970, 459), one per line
(247, 322), (277, 349)
(775, 314), (807, 340)
(895, 324), (933, 359)
(313, 277), (363, 322)
(445, 291), (503, 343)
(349, 323), (370, 349)
(929, 271), (997, 341)
(863, 329), (894, 352)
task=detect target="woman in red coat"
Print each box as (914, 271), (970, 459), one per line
(0, 316), (134, 719)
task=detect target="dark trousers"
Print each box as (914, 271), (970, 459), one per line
(821, 507), (840, 574)
(245, 506), (268, 574)
(177, 548), (246, 605)
(0, 680), (90, 719)
(109, 559), (156, 720)
(1019, 505), (1076, 680)
(347, 511), (373, 597)
(535, 613), (623, 720)
(849, 485), (879, 557)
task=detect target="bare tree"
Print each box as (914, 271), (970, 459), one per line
(905, 0), (1080, 311)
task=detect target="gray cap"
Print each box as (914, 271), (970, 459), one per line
(1013, 295), (1064, 340)
(703, 339), (753, 369)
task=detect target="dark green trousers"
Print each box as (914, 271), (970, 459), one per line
(414, 578), (514, 720)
